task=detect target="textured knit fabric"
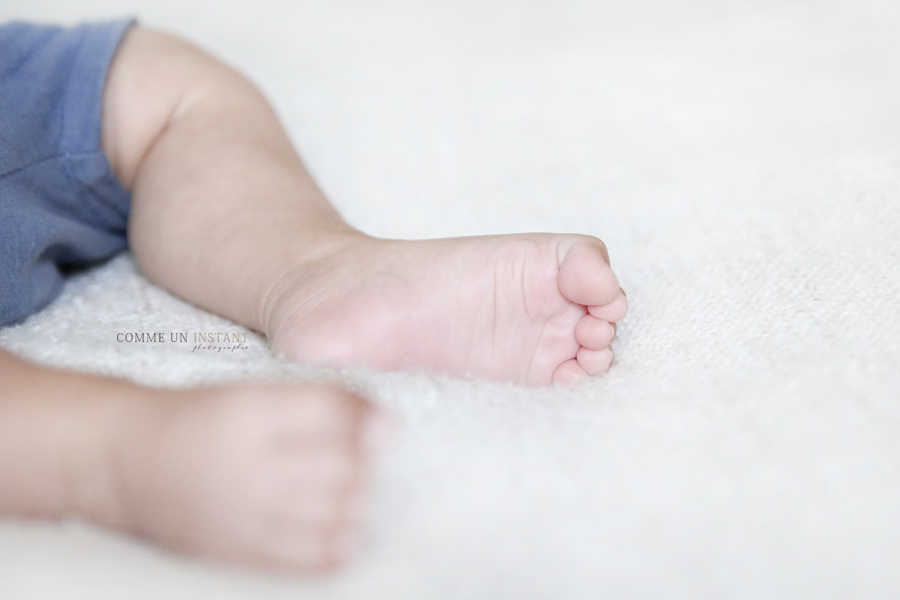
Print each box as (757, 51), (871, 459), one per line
(0, 20), (133, 326)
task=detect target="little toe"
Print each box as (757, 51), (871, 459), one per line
(329, 526), (363, 564)
(264, 530), (335, 572)
(576, 347), (614, 376)
(552, 358), (590, 384)
(270, 384), (370, 440)
(588, 289), (628, 323)
(575, 315), (616, 350)
(558, 237), (621, 307)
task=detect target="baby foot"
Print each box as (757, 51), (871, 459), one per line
(266, 233), (627, 385)
(108, 383), (389, 572)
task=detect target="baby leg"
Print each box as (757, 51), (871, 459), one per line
(105, 28), (627, 385)
(0, 349), (388, 571)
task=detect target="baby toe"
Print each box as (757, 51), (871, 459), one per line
(576, 347), (614, 376)
(588, 289), (628, 323)
(575, 315), (616, 350)
(268, 507), (363, 571)
(329, 525), (364, 563)
(264, 528), (336, 572)
(558, 237), (621, 307)
(552, 358), (591, 384)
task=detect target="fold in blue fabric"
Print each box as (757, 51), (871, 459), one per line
(0, 19), (135, 326)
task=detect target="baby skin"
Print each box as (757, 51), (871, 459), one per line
(0, 26), (626, 572)
(110, 28), (627, 385)
(0, 350), (388, 571)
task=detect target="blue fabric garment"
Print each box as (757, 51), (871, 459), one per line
(0, 20), (134, 327)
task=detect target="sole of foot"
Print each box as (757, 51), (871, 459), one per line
(267, 233), (627, 386)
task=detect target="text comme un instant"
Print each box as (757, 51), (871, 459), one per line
(117, 332), (250, 343)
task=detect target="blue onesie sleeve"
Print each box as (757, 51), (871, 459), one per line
(0, 20), (134, 327)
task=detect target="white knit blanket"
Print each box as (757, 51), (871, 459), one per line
(2, 1), (899, 598)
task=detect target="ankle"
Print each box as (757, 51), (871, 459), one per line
(64, 381), (159, 533)
(258, 229), (375, 338)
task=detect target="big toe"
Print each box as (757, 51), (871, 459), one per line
(589, 290), (628, 323)
(557, 237), (620, 307)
